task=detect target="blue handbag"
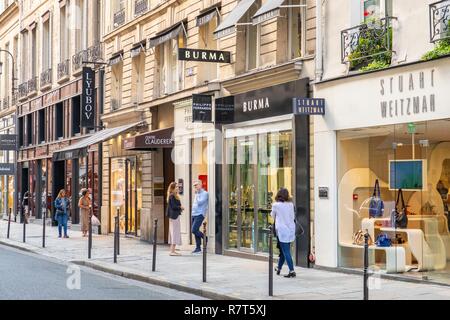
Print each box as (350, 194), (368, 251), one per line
(369, 179), (384, 218)
(375, 233), (392, 247)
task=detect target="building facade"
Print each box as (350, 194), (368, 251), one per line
(101, 0), (317, 266)
(314, 0), (450, 284)
(0, 0), (19, 220)
(15, 0), (104, 225)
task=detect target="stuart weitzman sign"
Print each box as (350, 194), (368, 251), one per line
(178, 48), (231, 63)
(81, 67), (96, 128)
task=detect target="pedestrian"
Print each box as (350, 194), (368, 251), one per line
(166, 182), (183, 256)
(191, 180), (208, 254)
(271, 188), (296, 278)
(78, 189), (91, 237)
(22, 191), (30, 224)
(54, 189), (70, 239)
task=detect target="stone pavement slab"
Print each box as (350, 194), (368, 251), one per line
(1, 220), (449, 300)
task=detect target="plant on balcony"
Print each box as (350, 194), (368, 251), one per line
(347, 19), (392, 72)
(422, 21), (450, 61)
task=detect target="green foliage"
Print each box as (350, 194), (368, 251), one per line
(421, 39), (450, 61)
(347, 19), (392, 72)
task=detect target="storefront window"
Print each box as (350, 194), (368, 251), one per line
(338, 120), (449, 284)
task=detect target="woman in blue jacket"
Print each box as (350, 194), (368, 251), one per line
(55, 189), (70, 238)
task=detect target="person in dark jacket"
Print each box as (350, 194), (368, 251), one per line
(54, 189), (70, 238)
(167, 182), (184, 256)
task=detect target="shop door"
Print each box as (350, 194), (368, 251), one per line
(124, 157), (140, 236)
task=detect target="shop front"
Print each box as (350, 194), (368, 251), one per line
(220, 78), (311, 267)
(314, 57), (450, 284)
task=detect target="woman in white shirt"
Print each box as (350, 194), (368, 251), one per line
(271, 188), (296, 278)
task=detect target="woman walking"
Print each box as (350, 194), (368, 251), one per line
(166, 182), (183, 256)
(55, 189), (70, 239)
(78, 189), (91, 237)
(271, 188), (296, 278)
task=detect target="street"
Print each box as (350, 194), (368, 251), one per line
(0, 245), (205, 300)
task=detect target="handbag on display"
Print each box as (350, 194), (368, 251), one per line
(375, 233), (392, 247)
(352, 230), (373, 246)
(391, 188), (408, 229)
(369, 179), (384, 218)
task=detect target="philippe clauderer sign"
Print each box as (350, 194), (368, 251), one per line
(178, 48), (231, 63)
(82, 67), (95, 128)
(380, 69), (436, 119)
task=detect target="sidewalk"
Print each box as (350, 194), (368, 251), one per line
(1, 220), (449, 300)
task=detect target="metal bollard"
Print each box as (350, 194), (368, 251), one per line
(202, 222), (207, 283)
(88, 208), (93, 259)
(152, 218), (158, 272)
(116, 208), (120, 256)
(42, 209), (46, 248)
(268, 225), (274, 297)
(22, 209), (26, 243)
(114, 215), (119, 263)
(363, 232), (369, 300)
(7, 208), (11, 239)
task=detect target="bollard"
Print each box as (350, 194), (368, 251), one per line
(116, 208), (120, 256)
(152, 218), (158, 272)
(114, 215), (119, 263)
(7, 208), (11, 239)
(42, 209), (46, 248)
(22, 208), (26, 243)
(88, 207), (93, 259)
(363, 231), (369, 300)
(202, 222), (207, 283)
(268, 225), (274, 297)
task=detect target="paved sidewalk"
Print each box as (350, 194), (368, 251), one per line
(1, 220), (449, 300)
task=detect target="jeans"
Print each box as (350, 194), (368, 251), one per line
(278, 241), (294, 272)
(191, 215), (205, 250)
(56, 214), (68, 237)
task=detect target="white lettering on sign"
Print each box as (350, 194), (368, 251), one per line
(380, 69), (436, 118)
(243, 98), (270, 113)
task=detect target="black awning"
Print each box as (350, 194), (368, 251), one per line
(149, 21), (186, 48)
(130, 40), (147, 58)
(252, 0), (285, 25)
(123, 127), (174, 150)
(196, 5), (220, 27)
(214, 0), (256, 39)
(109, 50), (124, 66)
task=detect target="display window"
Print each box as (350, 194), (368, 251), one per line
(338, 120), (450, 284)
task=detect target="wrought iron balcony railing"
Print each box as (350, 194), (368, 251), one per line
(341, 17), (395, 64)
(40, 68), (52, 88)
(12, 92), (17, 106)
(87, 42), (103, 62)
(2, 96), (9, 110)
(58, 59), (70, 80)
(72, 49), (89, 73)
(430, 0), (450, 42)
(135, 0), (149, 16)
(113, 8), (126, 28)
(28, 76), (38, 94)
(18, 82), (28, 99)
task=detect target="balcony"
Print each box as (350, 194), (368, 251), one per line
(27, 77), (39, 96)
(12, 92), (17, 106)
(430, 0), (450, 42)
(18, 82), (28, 101)
(2, 97), (9, 110)
(58, 59), (70, 82)
(341, 17), (395, 71)
(111, 98), (121, 112)
(87, 42), (104, 62)
(135, 0), (149, 16)
(113, 8), (126, 28)
(40, 68), (52, 90)
(72, 49), (89, 75)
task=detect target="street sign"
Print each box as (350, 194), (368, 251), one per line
(0, 134), (17, 151)
(0, 163), (15, 175)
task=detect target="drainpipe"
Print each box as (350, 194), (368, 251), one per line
(315, 0), (324, 82)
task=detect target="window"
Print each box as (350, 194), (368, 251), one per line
(60, 4), (68, 60)
(245, 4), (260, 71)
(74, 0), (85, 52)
(131, 50), (145, 105)
(26, 114), (32, 145)
(4, 42), (10, 97)
(288, 0), (305, 59)
(55, 102), (64, 139)
(31, 26), (37, 78)
(156, 34), (185, 96)
(362, 0), (392, 23)
(38, 109), (45, 143)
(111, 61), (123, 110)
(42, 17), (51, 71)
(72, 96), (81, 135)
(18, 117), (24, 147)
(197, 15), (219, 84)
(21, 30), (29, 82)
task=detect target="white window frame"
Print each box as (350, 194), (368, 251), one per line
(245, 23), (260, 71)
(287, 0), (306, 60)
(360, 0), (391, 23)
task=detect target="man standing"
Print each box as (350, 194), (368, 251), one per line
(191, 180), (208, 254)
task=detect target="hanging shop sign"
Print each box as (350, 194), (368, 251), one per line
(233, 78), (309, 123)
(0, 163), (15, 175)
(81, 67), (96, 128)
(192, 94), (213, 123)
(215, 96), (235, 124)
(0, 134), (17, 151)
(123, 127), (175, 150)
(178, 48), (231, 63)
(293, 98), (326, 115)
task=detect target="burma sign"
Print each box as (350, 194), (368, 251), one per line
(178, 48), (231, 63)
(81, 67), (95, 128)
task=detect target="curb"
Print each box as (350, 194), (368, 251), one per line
(0, 240), (36, 254)
(71, 260), (241, 300)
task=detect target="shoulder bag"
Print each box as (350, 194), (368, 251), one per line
(369, 179), (384, 218)
(391, 188), (408, 229)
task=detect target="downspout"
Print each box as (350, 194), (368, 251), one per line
(315, 0), (324, 81)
